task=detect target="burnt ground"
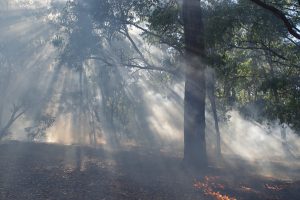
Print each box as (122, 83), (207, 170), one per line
(0, 141), (299, 200)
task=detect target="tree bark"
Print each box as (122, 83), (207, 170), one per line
(182, 0), (207, 168)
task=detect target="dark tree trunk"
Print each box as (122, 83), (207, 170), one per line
(182, 0), (207, 167)
(184, 66), (207, 167)
(209, 93), (221, 158)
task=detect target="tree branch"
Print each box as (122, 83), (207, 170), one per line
(250, 0), (300, 40)
(0, 103), (27, 140)
(125, 21), (184, 55)
(228, 44), (287, 61)
(87, 56), (177, 74)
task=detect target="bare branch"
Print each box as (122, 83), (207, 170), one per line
(0, 103), (28, 140)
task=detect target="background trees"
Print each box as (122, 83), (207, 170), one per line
(203, 0), (300, 131)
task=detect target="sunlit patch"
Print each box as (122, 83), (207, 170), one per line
(264, 183), (291, 191)
(240, 185), (253, 192)
(46, 114), (73, 144)
(45, 12), (61, 22)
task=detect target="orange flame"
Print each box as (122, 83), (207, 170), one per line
(194, 176), (236, 200)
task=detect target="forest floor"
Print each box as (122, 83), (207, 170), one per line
(0, 141), (299, 200)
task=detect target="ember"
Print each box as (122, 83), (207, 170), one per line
(194, 176), (237, 200)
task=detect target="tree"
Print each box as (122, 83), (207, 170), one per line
(54, 0), (215, 167)
(182, 0), (208, 167)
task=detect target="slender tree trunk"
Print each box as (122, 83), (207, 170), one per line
(182, 0), (207, 167)
(265, 51), (281, 121)
(210, 94), (221, 157)
(78, 68), (84, 143)
(206, 69), (221, 158)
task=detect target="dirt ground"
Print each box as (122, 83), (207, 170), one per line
(0, 141), (299, 200)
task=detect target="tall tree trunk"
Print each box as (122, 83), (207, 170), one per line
(182, 0), (207, 167)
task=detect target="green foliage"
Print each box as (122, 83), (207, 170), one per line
(204, 0), (300, 131)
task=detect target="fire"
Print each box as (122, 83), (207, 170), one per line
(194, 176), (236, 200)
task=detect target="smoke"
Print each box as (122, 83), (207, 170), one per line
(1, 0), (299, 181)
(221, 111), (299, 159)
(218, 110), (300, 180)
